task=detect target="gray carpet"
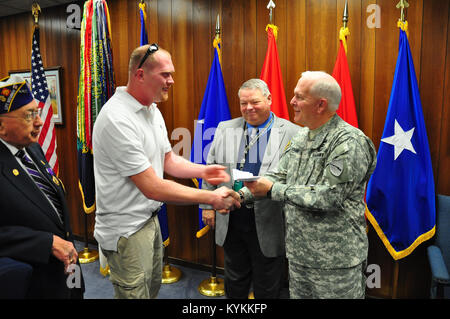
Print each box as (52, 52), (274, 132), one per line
(75, 241), (226, 299)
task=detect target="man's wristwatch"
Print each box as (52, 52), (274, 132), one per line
(238, 189), (245, 203)
(267, 184), (274, 199)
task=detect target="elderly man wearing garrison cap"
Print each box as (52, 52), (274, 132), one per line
(0, 75), (84, 299)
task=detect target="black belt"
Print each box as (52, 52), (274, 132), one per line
(151, 206), (161, 218)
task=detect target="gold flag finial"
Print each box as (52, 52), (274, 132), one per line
(213, 14), (222, 64)
(396, 0), (409, 23)
(267, 0), (275, 24)
(343, 0), (349, 28)
(32, 2), (41, 25)
(215, 14), (220, 38)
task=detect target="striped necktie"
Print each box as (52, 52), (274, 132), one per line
(15, 149), (63, 224)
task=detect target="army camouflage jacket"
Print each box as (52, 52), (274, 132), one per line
(263, 114), (377, 269)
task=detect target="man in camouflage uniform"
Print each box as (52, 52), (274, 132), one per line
(242, 71), (377, 299)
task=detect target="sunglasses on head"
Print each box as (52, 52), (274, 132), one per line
(137, 43), (159, 69)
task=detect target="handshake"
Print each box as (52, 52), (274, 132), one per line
(200, 164), (242, 214)
(202, 186), (240, 229)
(201, 165), (274, 218)
(209, 186), (241, 213)
(201, 165), (275, 228)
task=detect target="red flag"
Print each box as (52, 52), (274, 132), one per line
(332, 30), (358, 128)
(260, 25), (289, 120)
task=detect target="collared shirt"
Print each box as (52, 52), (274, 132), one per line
(93, 87), (172, 251)
(241, 112), (274, 175)
(237, 112), (274, 173)
(0, 138), (62, 220)
(246, 112), (274, 141)
(0, 138), (20, 161)
(231, 113), (274, 232)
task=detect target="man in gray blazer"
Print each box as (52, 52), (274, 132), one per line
(201, 79), (298, 298)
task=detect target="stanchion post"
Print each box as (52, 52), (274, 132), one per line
(198, 226), (225, 297)
(162, 245), (182, 284)
(77, 213), (98, 264)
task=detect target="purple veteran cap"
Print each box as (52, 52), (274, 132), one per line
(0, 75), (34, 114)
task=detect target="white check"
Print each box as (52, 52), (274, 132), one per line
(232, 169), (260, 182)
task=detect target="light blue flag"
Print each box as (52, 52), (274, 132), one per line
(139, 3), (170, 247)
(366, 27), (436, 260)
(191, 37), (231, 238)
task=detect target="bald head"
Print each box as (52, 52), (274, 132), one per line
(300, 71), (341, 111)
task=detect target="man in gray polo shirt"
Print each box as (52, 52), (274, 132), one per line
(93, 44), (240, 299)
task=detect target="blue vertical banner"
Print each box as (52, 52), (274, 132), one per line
(139, 1), (170, 247)
(191, 36), (231, 238)
(366, 24), (436, 260)
(139, 2), (148, 46)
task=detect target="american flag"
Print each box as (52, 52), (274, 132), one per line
(31, 26), (58, 174)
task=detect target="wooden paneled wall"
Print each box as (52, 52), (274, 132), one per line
(0, 0), (449, 298)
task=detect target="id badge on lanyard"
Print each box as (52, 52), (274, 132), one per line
(233, 116), (273, 192)
(233, 180), (243, 191)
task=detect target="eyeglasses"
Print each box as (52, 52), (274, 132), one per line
(0, 108), (42, 122)
(137, 43), (159, 69)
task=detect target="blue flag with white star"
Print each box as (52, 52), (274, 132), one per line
(365, 28), (435, 260)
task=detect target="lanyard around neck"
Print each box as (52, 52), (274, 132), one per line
(237, 115), (274, 171)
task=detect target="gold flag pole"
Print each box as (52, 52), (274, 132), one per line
(198, 225), (224, 296)
(396, 0), (409, 36)
(198, 14), (225, 298)
(162, 250), (182, 283)
(396, 0), (409, 23)
(31, 2), (41, 25)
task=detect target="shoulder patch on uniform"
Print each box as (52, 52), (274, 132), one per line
(329, 159), (344, 177)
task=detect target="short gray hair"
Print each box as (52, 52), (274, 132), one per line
(238, 79), (271, 98)
(301, 71), (341, 111)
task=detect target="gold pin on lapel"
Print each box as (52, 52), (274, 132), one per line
(12, 169), (19, 176)
(52, 176), (60, 185)
(41, 160), (46, 166)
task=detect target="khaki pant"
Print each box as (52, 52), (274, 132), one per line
(102, 217), (163, 299)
